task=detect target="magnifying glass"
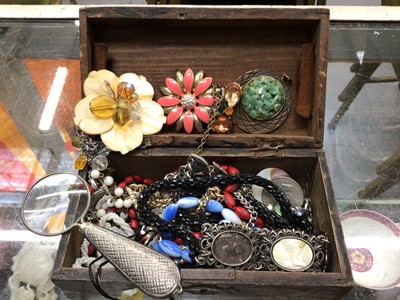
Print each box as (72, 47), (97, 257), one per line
(21, 173), (181, 299)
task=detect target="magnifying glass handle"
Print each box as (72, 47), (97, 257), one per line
(80, 222), (182, 299)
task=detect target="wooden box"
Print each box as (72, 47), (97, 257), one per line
(52, 6), (355, 299)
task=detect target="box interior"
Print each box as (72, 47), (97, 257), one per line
(81, 8), (327, 148)
(61, 154), (341, 274)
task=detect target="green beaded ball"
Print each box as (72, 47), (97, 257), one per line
(241, 75), (285, 121)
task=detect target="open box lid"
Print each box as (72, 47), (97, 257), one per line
(79, 6), (329, 150)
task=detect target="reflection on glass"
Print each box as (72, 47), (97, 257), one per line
(22, 173), (90, 236)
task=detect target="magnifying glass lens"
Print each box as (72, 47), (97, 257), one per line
(22, 173), (90, 236)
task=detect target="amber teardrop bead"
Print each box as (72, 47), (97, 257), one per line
(74, 153), (88, 170)
(225, 82), (242, 107)
(223, 106), (234, 116)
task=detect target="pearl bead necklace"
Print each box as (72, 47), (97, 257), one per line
(98, 212), (134, 237)
(73, 256), (97, 268)
(78, 172), (150, 269)
(95, 194), (112, 210)
(125, 185), (145, 209)
(81, 238), (90, 257)
(73, 239), (99, 267)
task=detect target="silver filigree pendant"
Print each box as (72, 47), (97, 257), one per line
(196, 224), (330, 273)
(196, 223), (263, 270)
(258, 229), (330, 272)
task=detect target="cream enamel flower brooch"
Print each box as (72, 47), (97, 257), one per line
(74, 69), (166, 154)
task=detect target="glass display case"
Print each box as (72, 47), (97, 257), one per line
(0, 5), (399, 300)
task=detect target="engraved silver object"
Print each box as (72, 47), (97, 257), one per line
(81, 223), (182, 299)
(165, 154), (212, 180)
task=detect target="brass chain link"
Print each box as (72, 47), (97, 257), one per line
(196, 85), (223, 155)
(195, 186), (224, 214)
(207, 186), (224, 203)
(148, 191), (174, 211)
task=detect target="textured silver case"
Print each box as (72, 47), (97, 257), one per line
(80, 222), (181, 299)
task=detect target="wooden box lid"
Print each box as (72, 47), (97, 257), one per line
(79, 6), (329, 150)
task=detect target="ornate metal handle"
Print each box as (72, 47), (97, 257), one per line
(80, 222), (182, 299)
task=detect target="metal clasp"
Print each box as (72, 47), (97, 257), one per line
(187, 154), (214, 176)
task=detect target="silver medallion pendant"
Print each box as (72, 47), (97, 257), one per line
(213, 230), (253, 266)
(196, 223), (263, 270)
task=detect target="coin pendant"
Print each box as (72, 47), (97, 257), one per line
(271, 176), (304, 207)
(211, 231), (253, 267)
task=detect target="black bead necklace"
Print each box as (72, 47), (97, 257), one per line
(137, 173), (315, 258)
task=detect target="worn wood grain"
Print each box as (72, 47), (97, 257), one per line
(311, 12), (329, 145)
(297, 43), (314, 118)
(314, 152), (353, 280)
(93, 43), (108, 70)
